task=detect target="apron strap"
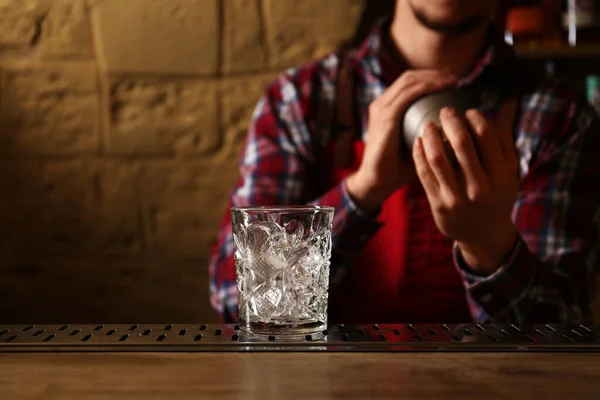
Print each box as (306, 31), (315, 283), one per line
(332, 51), (357, 168)
(498, 96), (521, 170)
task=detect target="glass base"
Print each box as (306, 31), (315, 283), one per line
(240, 319), (326, 340)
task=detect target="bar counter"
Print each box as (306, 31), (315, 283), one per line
(3, 352), (600, 399)
(1, 323), (599, 399)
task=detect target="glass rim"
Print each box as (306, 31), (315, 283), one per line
(231, 205), (334, 213)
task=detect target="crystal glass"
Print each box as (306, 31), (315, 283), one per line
(231, 205), (334, 337)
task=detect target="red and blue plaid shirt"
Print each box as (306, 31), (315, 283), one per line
(209, 20), (600, 324)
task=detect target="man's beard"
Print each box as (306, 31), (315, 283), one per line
(410, 3), (487, 36)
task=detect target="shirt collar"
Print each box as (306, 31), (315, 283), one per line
(355, 17), (524, 91)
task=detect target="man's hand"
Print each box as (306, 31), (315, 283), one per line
(346, 70), (457, 212)
(412, 103), (519, 275)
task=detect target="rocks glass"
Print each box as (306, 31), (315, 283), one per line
(231, 206), (334, 338)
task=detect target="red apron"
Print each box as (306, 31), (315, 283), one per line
(325, 140), (473, 324)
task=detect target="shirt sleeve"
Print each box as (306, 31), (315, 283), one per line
(453, 99), (600, 324)
(208, 76), (381, 321)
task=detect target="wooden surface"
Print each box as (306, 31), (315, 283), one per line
(1, 352), (599, 399)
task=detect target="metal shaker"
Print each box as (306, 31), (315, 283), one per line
(402, 89), (475, 167)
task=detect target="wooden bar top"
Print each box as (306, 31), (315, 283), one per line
(1, 352), (599, 399)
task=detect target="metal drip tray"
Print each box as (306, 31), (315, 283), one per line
(1, 323), (599, 352)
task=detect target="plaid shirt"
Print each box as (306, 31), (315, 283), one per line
(209, 20), (600, 324)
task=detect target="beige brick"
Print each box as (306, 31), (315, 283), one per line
(0, 60), (100, 153)
(0, 160), (141, 256)
(223, 0), (267, 74)
(0, 259), (215, 323)
(0, 0), (43, 50)
(264, 0), (363, 69)
(39, 0), (94, 56)
(91, 0), (218, 75)
(109, 77), (219, 155)
(138, 160), (239, 258)
(220, 74), (277, 158)
(0, 0), (92, 56)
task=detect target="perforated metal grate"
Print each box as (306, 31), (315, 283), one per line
(0, 323), (599, 352)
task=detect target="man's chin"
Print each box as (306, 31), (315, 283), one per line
(413, 10), (487, 36)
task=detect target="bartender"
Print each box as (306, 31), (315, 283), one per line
(209, 0), (600, 325)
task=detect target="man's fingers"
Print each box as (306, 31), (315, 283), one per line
(440, 107), (489, 200)
(386, 80), (455, 123)
(465, 109), (503, 178)
(412, 136), (439, 197)
(421, 122), (459, 197)
(379, 71), (456, 110)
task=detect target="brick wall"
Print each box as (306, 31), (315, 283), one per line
(0, 0), (363, 323)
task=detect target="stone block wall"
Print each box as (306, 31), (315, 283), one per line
(0, 0), (363, 323)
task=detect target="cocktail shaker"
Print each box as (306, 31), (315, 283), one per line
(403, 89), (475, 167)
